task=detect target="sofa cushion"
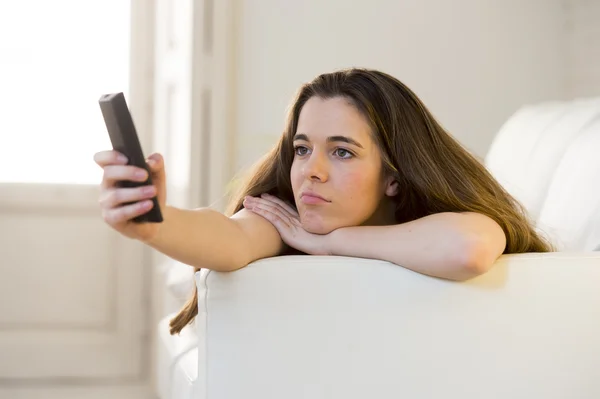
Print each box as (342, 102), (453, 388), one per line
(485, 100), (569, 220)
(537, 117), (600, 251)
(485, 98), (600, 223)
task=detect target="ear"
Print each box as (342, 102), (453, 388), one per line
(384, 176), (399, 197)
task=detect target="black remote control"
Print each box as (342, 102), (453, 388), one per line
(99, 92), (163, 223)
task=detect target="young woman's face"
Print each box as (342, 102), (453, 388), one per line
(290, 96), (396, 234)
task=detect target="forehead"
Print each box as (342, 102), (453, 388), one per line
(296, 96), (373, 142)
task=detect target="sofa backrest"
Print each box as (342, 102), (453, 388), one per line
(485, 97), (600, 251)
(195, 254), (600, 399)
(536, 116), (600, 251)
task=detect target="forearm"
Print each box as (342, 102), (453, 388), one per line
(145, 206), (250, 272)
(327, 212), (495, 281)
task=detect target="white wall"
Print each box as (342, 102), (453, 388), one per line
(232, 0), (567, 174)
(564, 0), (600, 98)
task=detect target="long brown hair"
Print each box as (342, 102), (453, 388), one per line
(169, 68), (554, 335)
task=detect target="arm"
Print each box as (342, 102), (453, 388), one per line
(327, 212), (506, 281)
(146, 205), (285, 272)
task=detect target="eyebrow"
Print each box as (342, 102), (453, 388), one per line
(293, 133), (364, 149)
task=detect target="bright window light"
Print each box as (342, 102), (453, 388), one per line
(0, 1), (131, 184)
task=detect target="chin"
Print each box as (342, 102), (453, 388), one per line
(299, 218), (330, 235)
(300, 217), (342, 235)
(304, 225), (334, 235)
(298, 207), (362, 235)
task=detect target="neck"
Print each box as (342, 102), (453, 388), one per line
(363, 197), (397, 227)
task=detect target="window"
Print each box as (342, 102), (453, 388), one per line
(0, 1), (131, 184)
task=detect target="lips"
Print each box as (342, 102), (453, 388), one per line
(300, 191), (330, 205)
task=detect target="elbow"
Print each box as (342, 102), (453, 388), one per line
(210, 253), (250, 273)
(455, 234), (497, 280)
(193, 247), (251, 273)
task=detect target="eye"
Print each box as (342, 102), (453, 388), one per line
(294, 146), (309, 156)
(334, 148), (354, 159)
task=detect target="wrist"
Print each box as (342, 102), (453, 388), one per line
(143, 205), (177, 246)
(324, 227), (343, 256)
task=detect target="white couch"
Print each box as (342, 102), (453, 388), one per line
(157, 96), (600, 399)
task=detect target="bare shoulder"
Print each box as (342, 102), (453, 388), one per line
(230, 208), (286, 262)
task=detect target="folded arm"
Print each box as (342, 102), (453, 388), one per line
(327, 212), (507, 281)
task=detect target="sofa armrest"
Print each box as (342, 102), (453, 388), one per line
(156, 315), (198, 399)
(194, 253), (600, 399)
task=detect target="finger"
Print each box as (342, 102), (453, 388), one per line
(102, 165), (149, 188)
(94, 150), (128, 167)
(246, 199), (292, 229)
(259, 194), (299, 217)
(250, 206), (290, 230)
(146, 152), (163, 171)
(145, 153), (166, 190)
(102, 200), (154, 225)
(99, 185), (157, 209)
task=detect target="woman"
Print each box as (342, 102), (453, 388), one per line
(94, 68), (554, 335)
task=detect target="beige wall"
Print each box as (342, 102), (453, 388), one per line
(231, 0), (567, 174)
(564, 0), (600, 98)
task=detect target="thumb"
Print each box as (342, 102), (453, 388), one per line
(146, 152), (164, 174)
(146, 153), (166, 202)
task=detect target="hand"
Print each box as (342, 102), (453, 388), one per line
(93, 150), (167, 242)
(243, 193), (331, 256)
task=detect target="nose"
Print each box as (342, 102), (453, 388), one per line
(302, 152), (329, 182)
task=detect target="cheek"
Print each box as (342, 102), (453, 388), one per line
(290, 162), (301, 195)
(336, 169), (380, 203)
